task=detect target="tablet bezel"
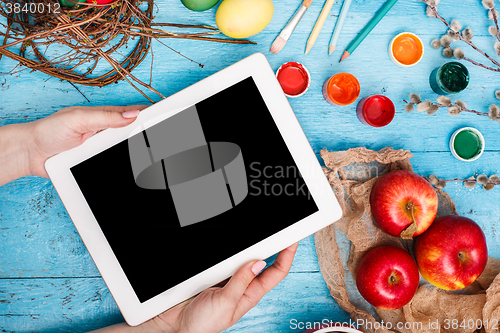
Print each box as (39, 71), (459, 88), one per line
(45, 53), (342, 326)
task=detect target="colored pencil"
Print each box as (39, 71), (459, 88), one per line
(328, 0), (353, 55)
(270, 0), (314, 55)
(340, 0), (399, 62)
(305, 0), (336, 55)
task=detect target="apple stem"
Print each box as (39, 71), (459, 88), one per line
(400, 201), (418, 239)
(389, 273), (397, 284)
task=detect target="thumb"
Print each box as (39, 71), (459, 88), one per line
(220, 260), (266, 305)
(73, 109), (141, 133)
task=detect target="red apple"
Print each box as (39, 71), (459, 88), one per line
(414, 215), (488, 290)
(356, 245), (419, 310)
(370, 170), (438, 238)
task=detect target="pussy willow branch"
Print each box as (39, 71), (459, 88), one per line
(407, 100), (500, 119)
(491, 6), (500, 43)
(440, 178), (500, 185)
(462, 56), (500, 72)
(423, 0), (500, 71)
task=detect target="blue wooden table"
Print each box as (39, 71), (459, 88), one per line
(1, 0), (500, 331)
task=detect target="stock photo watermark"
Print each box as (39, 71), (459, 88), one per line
(289, 318), (499, 331)
(248, 162), (310, 198)
(247, 162), (381, 199)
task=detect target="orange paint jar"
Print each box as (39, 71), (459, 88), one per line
(322, 73), (360, 106)
(389, 32), (424, 67)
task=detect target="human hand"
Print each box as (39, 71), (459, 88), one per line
(0, 105), (148, 186)
(26, 105), (148, 178)
(90, 243), (298, 333)
(155, 242), (298, 333)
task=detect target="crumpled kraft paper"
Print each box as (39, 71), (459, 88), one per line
(315, 147), (500, 333)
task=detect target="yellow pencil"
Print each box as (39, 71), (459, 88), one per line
(305, 0), (336, 55)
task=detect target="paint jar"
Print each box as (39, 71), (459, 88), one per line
(322, 73), (360, 106)
(449, 127), (485, 162)
(356, 95), (395, 127)
(389, 32), (424, 67)
(430, 62), (469, 95)
(276, 62), (311, 98)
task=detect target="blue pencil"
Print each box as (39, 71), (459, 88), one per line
(329, 0), (353, 55)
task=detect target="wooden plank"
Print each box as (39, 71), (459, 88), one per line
(0, 277), (123, 332)
(2, 35), (499, 152)
(0, 177), (100, 278)
(1, 152), (499, 279)
(0, 270), (350, 332)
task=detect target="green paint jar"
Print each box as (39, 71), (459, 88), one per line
(430, 62), (470, 95)
(449, 127), (485, 162)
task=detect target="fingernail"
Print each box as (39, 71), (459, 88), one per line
(251, 260), (266, 275)
(122, 110), (141, 119)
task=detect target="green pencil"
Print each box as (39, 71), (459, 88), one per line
(340, 0), (399, 62)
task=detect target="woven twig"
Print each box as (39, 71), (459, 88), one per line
(0, 0), (255, 102)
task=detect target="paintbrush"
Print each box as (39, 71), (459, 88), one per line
(270, 0), (313, 55)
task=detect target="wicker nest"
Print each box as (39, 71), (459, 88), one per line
(0, 0), (253, 101)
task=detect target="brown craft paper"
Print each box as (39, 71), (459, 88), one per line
(315, 147), (500, 333)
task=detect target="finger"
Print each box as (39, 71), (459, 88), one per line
(97, 105), (150, 113)
(234, 243), (298, 318)
(257, 242), (298, 286)
(219, 259), (266, 305)
(257, 243), (298, 285)
(56, 105), (150, 115)
(70, 108), (141, 133)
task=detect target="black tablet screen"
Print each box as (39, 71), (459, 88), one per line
(71, 77), (319, 303)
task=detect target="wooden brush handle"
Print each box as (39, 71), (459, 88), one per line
(302, 0), (313, 8)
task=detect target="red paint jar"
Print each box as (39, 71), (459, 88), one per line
(356, 95), (395, 127)
(276, 62), (311, 98)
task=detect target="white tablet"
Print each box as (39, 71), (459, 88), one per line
(45, 53), (342, 326)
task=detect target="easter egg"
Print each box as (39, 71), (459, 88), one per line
(85, 0), (114, 5)
(60, 0), (86, 6)
(216, 0), (273, 39)
(181, 0), (220, 11)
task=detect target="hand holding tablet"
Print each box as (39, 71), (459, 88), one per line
(40, 53), (342, 326)
(8, 106), (146, 181)
(149, 244), (298, 333)
(91, 244), (298, 332)
(0, 101), (300, 332)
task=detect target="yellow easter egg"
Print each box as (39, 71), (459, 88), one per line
(215, 0), (274, 39)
